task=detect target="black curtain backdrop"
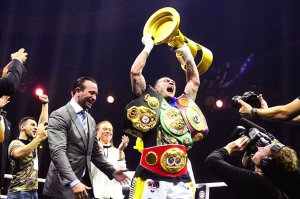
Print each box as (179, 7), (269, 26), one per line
(0, 0), (300, 198)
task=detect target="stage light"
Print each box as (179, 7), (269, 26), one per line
(35, 88), (44, 96)
(107, 96), (114, 103)
(215, 99), (224, 108)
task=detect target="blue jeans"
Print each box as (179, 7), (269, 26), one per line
(7, 190), (38, 199)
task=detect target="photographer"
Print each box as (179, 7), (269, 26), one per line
(205, 135), (299, 199)
(238, 95), (300, 124)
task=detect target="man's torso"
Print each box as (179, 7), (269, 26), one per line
(8, 140), (38, 193)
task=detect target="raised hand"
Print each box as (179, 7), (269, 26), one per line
(175, 43), (194, 63)
(142, 33), (154, 55)
(39, 94), (49, 104)
(118, 135), (129, 151)
(11, 48), (28, 64)
(224, 136), (250, 155)
(36, 123), (48, 141)
(0, 96), (10, 109)
(258, 94), (268, 109)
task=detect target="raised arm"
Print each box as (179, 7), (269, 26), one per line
(205, 137), (253, 184)
(0, 48), (28, 96)
(176, 44), (200, 101)
(130, 34), (154, 96)
(117, 135), (129, 162)
(38, 94), (49, 126)
(239, 96), (300, 124)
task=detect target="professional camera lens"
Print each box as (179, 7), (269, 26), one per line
(248, 128), (272, 147)
(242, 91), (261, 108)
(231, 91), (261, 109)
(231, 95), (242, 108)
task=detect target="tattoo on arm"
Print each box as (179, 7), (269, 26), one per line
(184, 61), (200, 101)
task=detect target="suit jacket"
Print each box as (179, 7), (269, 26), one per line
(43, 103), (116, 198)
(0, 116), (11, 194)
(0, 59), (27, 96)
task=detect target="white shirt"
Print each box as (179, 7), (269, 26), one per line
(91, 145), (126, 199)
(70, 98), (84, 114)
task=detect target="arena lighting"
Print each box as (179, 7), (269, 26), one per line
(215, 99), (224, 108)
(107, 95), (114, 103)
(35, 87), (44, 96)
(212, 97), (230, 110)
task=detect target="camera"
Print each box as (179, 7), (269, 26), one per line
(229, 118), (276, 156)
(246, 128), (275, 154)
(230, 126), (275, 153)
(231, 91), (261, 109)
(229, 124), (276, 170)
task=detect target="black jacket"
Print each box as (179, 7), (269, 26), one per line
(205, 148), (287, 199)
(0, 59), (27, 96)
(0, 114), (11, 194)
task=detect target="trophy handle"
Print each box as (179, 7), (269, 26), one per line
(176, 37), (213, 75)
(195, 43), (213, 75)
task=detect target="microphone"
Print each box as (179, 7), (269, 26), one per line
(240, 118), (267, 134)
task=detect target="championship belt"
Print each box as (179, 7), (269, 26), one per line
(123, 86), (163, 138)
(160, 98), (193, 147)
(175, 95), (209, 142)
(140, 144), (188, 177)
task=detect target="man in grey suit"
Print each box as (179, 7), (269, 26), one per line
(43, 76), (129, 199)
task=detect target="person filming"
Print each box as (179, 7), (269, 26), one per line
(205, 135), (299, 199)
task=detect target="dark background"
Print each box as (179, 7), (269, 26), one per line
(1, 0), (300, 198)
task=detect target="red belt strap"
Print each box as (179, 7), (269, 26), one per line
(140, 144), (188, 178)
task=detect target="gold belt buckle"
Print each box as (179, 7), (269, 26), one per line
(160, 147), (187, 173)
(127, 106), (157, 132)
(164, 107), (188, 136)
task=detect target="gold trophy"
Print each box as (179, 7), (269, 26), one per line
(143, 7), (213, 75)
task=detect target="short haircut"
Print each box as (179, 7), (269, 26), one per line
(72, 76), (97, 95)
(19, 116), (36, 131)
(153, 76), (170, 88)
